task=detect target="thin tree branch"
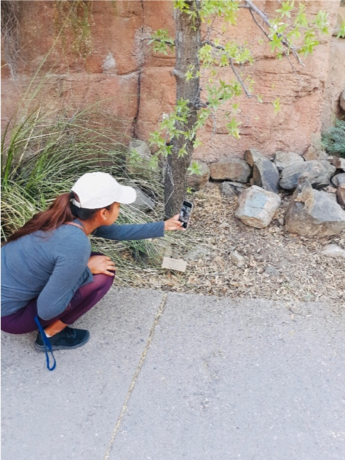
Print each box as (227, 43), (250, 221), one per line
(228, 58), (253, 98)
(202, 40), (253, 98)
(245, 0), (304, 66)
(141, 37), (175, 47)
(248, 7), (271, 41)
(244, 0), (271, 26)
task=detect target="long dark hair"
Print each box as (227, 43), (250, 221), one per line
(5, 191), (111, 244)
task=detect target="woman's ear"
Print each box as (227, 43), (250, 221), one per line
(100, 208), (108, 221)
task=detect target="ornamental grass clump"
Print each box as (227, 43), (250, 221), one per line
(1, 107), (178, 283)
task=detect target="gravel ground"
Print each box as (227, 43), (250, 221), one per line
(124, 183), (345, 310)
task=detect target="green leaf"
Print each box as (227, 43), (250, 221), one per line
(178, 144), (187, 158)
(174, 0), (190, 12)
(187, 161), (203, 175)
(149, 29), (175, 55)
(270, 33), (284, 52)
(273, 97), (281, 115)
(294, 3), (308, 27)
(337, 21), (345, 39)
(193, 139), (203, 149)
(226, 117), (241, 139)
(314, 11), (329, 35)
(276, 1), (294, 19)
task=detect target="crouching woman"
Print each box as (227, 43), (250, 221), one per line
(1, 172), (182, 364)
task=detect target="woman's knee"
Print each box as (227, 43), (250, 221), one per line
(93, 273), (115, 293)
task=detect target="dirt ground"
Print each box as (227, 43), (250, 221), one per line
(126, 183), (345, 310)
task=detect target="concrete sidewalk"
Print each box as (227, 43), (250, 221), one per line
(2, 287), (345, 460)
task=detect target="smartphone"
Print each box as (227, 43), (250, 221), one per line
(179, 201), (193, 229)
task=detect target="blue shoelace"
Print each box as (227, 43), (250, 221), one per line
(35, 316), (56, 371)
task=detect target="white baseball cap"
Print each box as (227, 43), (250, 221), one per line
(71, 172), (137, 209)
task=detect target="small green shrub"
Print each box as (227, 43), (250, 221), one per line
(321, 120), (345, 158)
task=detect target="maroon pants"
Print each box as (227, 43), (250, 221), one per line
(1, 273), (114, 335)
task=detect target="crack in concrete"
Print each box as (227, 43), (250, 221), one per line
(103, 292), (168, 460)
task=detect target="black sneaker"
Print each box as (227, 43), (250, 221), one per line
(34, 327), (90, 352)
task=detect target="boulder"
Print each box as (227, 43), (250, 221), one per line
(187, 161), (210, 191)
(253, 158), (280, 194)
(221, 182), (236, 198)
(303, 146), (329, 161)
(244, 148), (268, 167)
(235, 185), (281, 229)
(321, 244), (345, 259)
(331, 173), (345, 187)
(331, 157), (345, 171)
(244, 148), (280, 193)
(279, 161), (334, 190)
(131, 187), (156, 212)
(284, 177), (345, 236)
(209, 158), (251, 183)
(324, 187), (339, 202)
(274, 151), (304, 171)
(127, 139), (155, 179)
(129, 139), (151, 159)
(319, 160), (336, 177)
(337, 184), (345, 209)
(221, 181), (246, 197)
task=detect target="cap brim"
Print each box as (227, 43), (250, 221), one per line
(116, 185), (137, 204)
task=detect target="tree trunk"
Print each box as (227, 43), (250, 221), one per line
(164, 1), (201, 218)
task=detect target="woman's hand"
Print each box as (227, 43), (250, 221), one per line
(164, 214), (185, 231)
(87, 255), (116, 276)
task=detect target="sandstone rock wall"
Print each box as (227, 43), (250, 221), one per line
(321, 2), (345, 128)
(1, 1), (344, 160)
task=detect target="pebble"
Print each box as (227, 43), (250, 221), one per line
(230, 251), (246, 267)
(264, 265), (280, 277)
(321, 244), (345, 259)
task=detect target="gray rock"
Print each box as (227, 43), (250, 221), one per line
(221, 182), (236, 198)
(303, 147), (329, 161)
(274, 151), (304, 171)
(332, 157), (345, 171)
(265, 265), (280, 277)
(209, 158), (251, 183)
(285, 177), (345, 237)
(185, 246), (210, 261)
(324, 186), (338, 202)
(331, 173), (345, 187)
(244, 148), (272, 167)
(253, 158), (280, 193)
(321, 244), (345, 259)
(337, 184), (345, 209)
(230, 251), (246, 267)
(279, 161), (333, 190)
(221, 181), (247, 198)
(127, 139), (155, 179)
(243, 148), (279, 193)
(187, 161), (210, 191)
(131, 187), (156, 212)
(235, 185), (281, 229)
(319, 160), (336, 177)
(129, 138), (151, 159)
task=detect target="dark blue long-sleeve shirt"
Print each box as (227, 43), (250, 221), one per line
(1, 221), (164, 321)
